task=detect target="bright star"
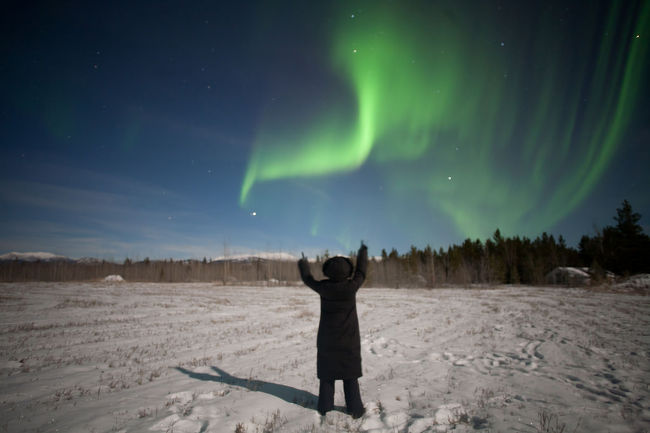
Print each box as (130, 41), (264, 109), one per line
(448, 176), (452, 181)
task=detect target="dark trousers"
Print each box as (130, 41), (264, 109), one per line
(318, 378), (364, 416)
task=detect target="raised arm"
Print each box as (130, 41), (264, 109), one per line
(352, 242), (368, 288)
(298, 257), (323, 293)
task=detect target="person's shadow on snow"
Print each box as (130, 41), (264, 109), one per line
(175, 366), (346, 413)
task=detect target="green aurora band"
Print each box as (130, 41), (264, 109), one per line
(241, 2), (649, 243)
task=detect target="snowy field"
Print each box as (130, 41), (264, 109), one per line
(1, 282), (649, 433)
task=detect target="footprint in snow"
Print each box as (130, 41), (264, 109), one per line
(150, 415), (203, 433)
(407, 417), (437, 433)
(364, 336), (404, 359)
(355, 401), (410, 432)
(429, 352), (474, 366)
(359, 401), (388, 432)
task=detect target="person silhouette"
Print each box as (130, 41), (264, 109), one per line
(297, 242), (368, 418)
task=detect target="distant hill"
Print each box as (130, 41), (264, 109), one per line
(210, 252), (298, 262)
(0, 251), (298, 264)
(0, 252), (72, 262)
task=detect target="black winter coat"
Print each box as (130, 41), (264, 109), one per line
(298, 245), (368, 380)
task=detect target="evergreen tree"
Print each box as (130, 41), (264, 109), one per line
(579, 200), (650, 275)
(614, 199), (643, 238)
(610, 200), (650, 274)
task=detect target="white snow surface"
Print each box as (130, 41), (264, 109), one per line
(1, 283), (648, 433)
(104, 275), (125, 282)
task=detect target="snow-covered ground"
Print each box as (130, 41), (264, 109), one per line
(1, 283), (648, 433)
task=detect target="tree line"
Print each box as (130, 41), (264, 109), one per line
(0, 257), (299, 284)
(1, 200), (648, 285)
(369, 200), (648, 287)
(366, 229), (580, 287)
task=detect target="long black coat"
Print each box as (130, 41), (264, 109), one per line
(298, 245), (368, 380)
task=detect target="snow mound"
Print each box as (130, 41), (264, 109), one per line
(104, 275), (124, 282)
(433, 403), (469, 426)
(614, 274), (650, 292)
(562, 267), (590, 278)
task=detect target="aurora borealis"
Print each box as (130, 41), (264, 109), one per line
(242, 1), (649, 247)
(1, 1), (649, 259)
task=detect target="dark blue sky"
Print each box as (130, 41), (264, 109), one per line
(1, 1), (648, 259)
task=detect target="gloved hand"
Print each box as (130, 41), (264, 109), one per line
(298, 253), (312, 280)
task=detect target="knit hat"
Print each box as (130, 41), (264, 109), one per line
(322, 256), (353, 281)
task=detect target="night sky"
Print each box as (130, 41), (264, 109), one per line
(1, 1), (648, 260)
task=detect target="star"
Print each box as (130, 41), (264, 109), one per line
(353, 49), (358, 53)
(350, 14), (355, 19)
(448, 176), (452, 181)
(250, 211), (257, 216)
